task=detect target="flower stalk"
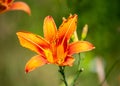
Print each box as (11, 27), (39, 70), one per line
(59, 66), (68, 86)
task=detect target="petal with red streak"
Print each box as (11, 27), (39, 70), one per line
(61, 56), (75, 66)
(43, 16), (57, 42)
(9, 1), (31, 15)
(25, 55), (48, 73)
(16, 32), (50, 54)
(68, 41), (95, 55)
(58, 14), (77, 44)
(7, 0), (13, 4)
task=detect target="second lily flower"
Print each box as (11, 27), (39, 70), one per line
(0, 0), (31, 15)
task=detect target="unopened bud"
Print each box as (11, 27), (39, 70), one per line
(81, 24), (88, 40)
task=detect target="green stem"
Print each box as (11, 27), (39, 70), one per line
(78, 53), (81, 70)
(72, 69), (83, 86)
(72, 53), (83, 86)
(59, 66), (68, 86)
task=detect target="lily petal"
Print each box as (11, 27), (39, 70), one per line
(9, 1), (31, 15)
(16, 32), (50, 54)
(58, 14), (77, 44)
(0, 4), (7, 13)
(68, 41), (95, 55)
(57, 44), (67, 65)
(61, 56), (75, 66)
(25, 55), (48, 73)
(43, 16), (57, 42)
(6, 0), (13, 4)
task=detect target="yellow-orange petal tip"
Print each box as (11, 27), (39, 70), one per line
(25, 55), (47, 73)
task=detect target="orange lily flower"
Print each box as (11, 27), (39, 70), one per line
(0, 0), (31, 15)
(16, 14), (95, 73)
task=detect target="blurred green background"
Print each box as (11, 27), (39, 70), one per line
(0, 0), (120, 86)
